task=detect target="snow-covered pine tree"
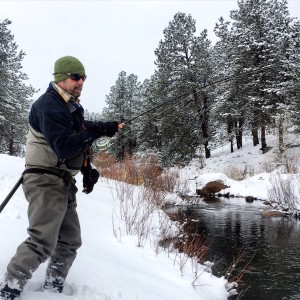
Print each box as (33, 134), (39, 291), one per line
(102, 71), (141, 160)
(287, 19), (300, 134)
(84, 110), (103, 122)
(211, 19), (246, 153)
(134, 76), (162, 153)
(0, 19), (35, 156)
(154, 12), (213, 165)
(214, 0), (299, 154)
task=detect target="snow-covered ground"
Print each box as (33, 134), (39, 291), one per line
(1, 134), (299, 300)
(0, 154), (228, 300)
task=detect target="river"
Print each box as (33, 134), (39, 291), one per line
(173, 197), (300, 300)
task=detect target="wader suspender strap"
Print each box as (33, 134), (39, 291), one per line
(23, 168), (72, 185)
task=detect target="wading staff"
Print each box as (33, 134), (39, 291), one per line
(0, 175), (23, 214)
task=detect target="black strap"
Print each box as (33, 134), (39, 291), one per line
(23, 168), (72, 185)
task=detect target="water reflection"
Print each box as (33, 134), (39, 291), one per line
(176, 198), (300, 300)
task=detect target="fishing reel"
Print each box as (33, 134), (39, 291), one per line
(93, 136), (111, 153)
(92, 122), (125, 154)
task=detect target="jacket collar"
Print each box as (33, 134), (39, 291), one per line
(51, 81), (77, 103)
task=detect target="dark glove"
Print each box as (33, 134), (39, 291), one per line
(103, 121), (119, 137)
(84, 120), (119, 137)
(82, 168), (99, 194)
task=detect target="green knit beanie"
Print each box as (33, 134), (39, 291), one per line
(53, 56), (86, 83)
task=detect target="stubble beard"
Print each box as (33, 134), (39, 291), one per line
(68, 87), (82, 99)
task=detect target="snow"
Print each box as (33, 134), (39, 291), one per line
(1, 133), (300, 299)
(0, 154), (228, 300)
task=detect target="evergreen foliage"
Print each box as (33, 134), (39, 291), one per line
(153, 12), (213, 165)
(214, 0), (300, 152)
(4, 1), (300, 167)
(0, 19), (35, 156)
(99, 0), (300, 166)
(134, 76), (162, 153)
(102, 71), (141, 160)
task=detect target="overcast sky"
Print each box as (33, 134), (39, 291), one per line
(2, 0), (300, 114)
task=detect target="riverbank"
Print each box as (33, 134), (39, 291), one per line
(171, 196), (300, 300)
(178, 134), (300, 213)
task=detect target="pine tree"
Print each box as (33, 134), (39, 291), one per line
(134, 76), (162, 153)
(154, 12), (213, 165)
(213, 0), (299, 153)
(102, 71), (141, 160)
(0, 19), (35, 156)
(287, 19), (300, 133)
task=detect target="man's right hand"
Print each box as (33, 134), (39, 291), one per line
(103, 121), (119, 137)
(84, 120), (123, 137)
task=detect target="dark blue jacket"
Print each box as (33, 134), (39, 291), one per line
(29, 82), (101, 161)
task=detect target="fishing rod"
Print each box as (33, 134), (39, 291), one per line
(125, 65), (273, 124)
(95, 65), (273, 151)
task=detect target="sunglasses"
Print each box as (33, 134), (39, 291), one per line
(65, 73), (87, 82)
(54, 72), (87, 82)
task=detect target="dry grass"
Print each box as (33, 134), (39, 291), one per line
(281, 151), (300, 174)
(99, 153), (182, 248)
(267, 174), (300, 210)
(224, 149), (300, 181)
(93, 152), (162, 186)
(224, 165), (247, 181)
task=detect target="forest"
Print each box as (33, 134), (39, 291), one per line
(1, 0), (300, 167)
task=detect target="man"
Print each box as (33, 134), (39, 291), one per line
(0, 56), (120, 300)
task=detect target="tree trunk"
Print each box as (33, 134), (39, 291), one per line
(235, 120), (243, 149)
(278, 115), (285, 154)
(252, 126), (259, 146)
(235, 121), (240, 149)
(228, 118), (234, 153)
(261, 126), (267, 152)
(9, 138), (14, 156)
(238, 118), (243, 148)
(230, 138), (234, 153)
(204, 140), (211, 158)
(195, 91), (211, 159)
(202, 95), (210, 158)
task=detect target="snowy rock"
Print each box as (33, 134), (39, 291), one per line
(196, 180), (229, 196)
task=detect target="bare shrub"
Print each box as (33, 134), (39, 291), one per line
(144, 169), (179, 193)
(260, 158), (276, 173)
(111, 181), (150, 246)
(111, 177), (176, 247)
(105, 153), (208, 283)
(225, 165), (246, 181)
(151, 211), (178, 255)
(262, 148), (300, 175)
(223, 247), (259, 298)
(173, 231), (209, 280)
(282, 151), (300, 174)
(94, 153), (182, 204)
(93, 152), (116, 177)
(267, 174), (299, 210)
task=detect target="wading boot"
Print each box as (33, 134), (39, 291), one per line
(43, 277), (64, 293)
(0, 284), (21, 300)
